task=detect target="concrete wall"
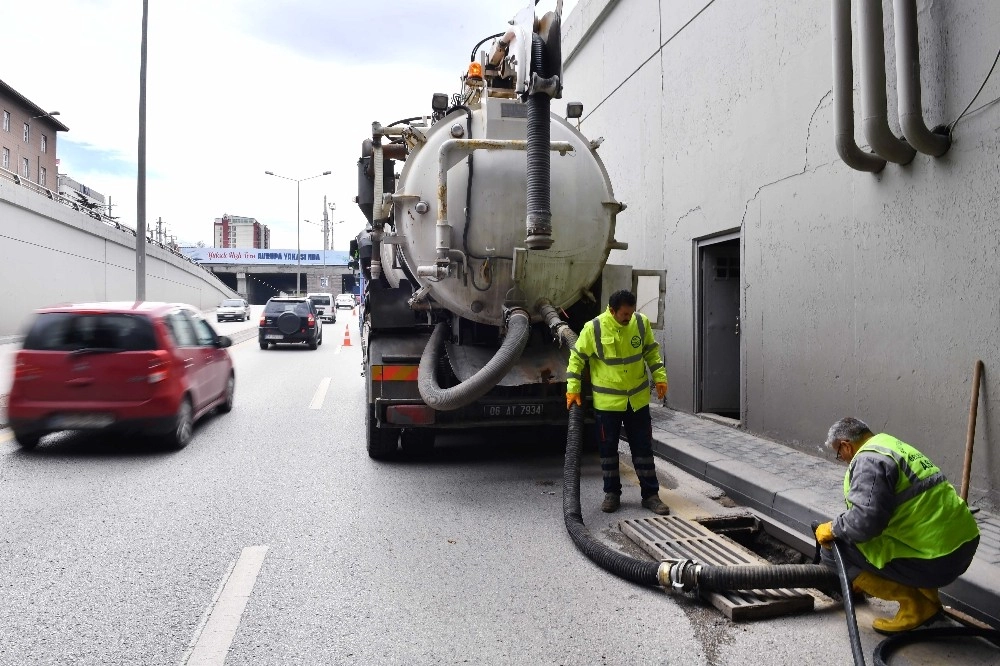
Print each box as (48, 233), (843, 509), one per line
(0, 179), (239, 338)
(562, 0), (1000, 510)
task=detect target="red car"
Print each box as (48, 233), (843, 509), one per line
(7, 302), (235, 450)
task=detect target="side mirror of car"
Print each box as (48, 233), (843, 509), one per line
(217, 336), (233, 349)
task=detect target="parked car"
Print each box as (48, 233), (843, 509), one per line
(306, 292), (336, 323)
(217, 298), (251, 322)
(335, 293), (356, 309)
(7, 302), (235, 450)
(258, 297), (323, 350)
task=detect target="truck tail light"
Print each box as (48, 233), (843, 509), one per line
(386, 405), (435, 425)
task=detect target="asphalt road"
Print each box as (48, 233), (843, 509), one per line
(1, 308), (996, 665)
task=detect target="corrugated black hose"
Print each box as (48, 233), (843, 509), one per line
(563, 403), (661, 585)
(564, 402), (997, 661)
(418, 311), (531, 411)
(525, 33), (552, 249)
(563, 403), (837, 591)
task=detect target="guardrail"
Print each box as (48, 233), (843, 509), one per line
(0, 166), (230, 288)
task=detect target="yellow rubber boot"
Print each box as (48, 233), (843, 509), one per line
(852, 571), (942, 634)
(918, 588), (941, 605)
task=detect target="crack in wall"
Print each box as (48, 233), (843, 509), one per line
(673, 206), (702, 233)
(805, 89), (833, 171)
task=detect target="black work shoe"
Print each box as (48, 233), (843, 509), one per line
(601, 493), (621, 513)
(641, 495), (670, 515)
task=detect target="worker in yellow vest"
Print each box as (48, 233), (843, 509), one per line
(815, 417), (980, 634)
(566, 290), (669, 515)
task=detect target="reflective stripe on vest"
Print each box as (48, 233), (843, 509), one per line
(592, 316), (646, 365)
(860, 442), (948, 507)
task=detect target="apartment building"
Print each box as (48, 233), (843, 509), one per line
(214, 214), (271, 248)
(0, 78), (68, 190)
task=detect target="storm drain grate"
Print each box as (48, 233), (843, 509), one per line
(620, 516), (815, 621)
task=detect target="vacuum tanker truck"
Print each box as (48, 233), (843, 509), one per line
(354, 3), (664, 458)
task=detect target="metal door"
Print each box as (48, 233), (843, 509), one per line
(699, 238), (740, 418)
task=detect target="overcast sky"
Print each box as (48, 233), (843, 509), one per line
(5, 0), (576, 250)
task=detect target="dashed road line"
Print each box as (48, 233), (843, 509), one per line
(309, 377), (331, 410)
(181, 545), (269, 666)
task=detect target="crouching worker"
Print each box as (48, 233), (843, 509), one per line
(815, 417), (980, 634)
(565, 290), (669, 515)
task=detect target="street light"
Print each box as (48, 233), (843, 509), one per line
(330, 220), (345, 252)
(30, 111), (60, 120)
(264, 169), (331, 295)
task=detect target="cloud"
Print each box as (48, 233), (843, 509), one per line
(7, 0), (576, 249)
(57, 140), (136, 179)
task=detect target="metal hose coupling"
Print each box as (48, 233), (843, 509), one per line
(656, 559), (700, 594)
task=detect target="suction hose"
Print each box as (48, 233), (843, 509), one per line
(565, 391), (998, 660)
(563, 403), (838, 591)
(418, 309), (531, 411)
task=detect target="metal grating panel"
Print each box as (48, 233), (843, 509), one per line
(620, 516), (815, 621)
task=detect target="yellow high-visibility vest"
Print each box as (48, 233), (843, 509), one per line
(845, 434), (980, 569)
(566, 309), (667, 412)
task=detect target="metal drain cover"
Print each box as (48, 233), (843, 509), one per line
(620, 515), (815, 621)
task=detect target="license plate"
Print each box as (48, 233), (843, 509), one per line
(51, 413), (114, 429)
(482, 404), (544, 417)
(265, 334), (284, 340)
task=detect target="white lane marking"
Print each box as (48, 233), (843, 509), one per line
(309, 377), (331, 410)
(182, 545), (269, 666)
(178, 559), (236, 666)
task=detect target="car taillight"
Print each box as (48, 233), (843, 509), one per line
(307, 314), (315, 327)
(13, 358), (41, 382)
(148, 350), (171, 384)
(260, 315), (267, 325)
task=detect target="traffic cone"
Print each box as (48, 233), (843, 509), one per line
(342, 325), (352, 346)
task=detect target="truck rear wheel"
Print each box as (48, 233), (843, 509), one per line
(366, 405), (399, 459)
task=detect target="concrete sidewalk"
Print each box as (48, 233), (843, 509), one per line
(648, 404), (1000, 628)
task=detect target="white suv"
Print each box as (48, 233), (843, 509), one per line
(335, 293), (356, 309)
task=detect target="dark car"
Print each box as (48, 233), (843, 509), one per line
(258, 297), (323, 350)
(7, 302), (235, 450)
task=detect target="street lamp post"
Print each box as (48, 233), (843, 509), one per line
(264, 169), (331, 295)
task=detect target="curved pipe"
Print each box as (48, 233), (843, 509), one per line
(417, 309), (531, 411)
(858, 0), (915, 164)
(421, 138), (573, 278)
(892, 0), (950, 156)
(832, 0), (886, 173)
(537, 299), (578, 347)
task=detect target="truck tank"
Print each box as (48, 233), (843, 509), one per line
(355, 4), (659, 459)
(382, 97), (620, 327)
